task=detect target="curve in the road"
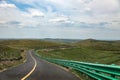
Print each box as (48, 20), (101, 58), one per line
(0, 50), (80, 80)
(21, 52), (37, 80)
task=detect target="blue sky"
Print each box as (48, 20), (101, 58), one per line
(0, 0), (120, 40)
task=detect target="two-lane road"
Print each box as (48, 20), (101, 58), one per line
(0, 50), (80, 80)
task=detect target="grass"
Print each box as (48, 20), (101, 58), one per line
(0, 45), (21, 60)
(74, 39), (120, 51)
(0, 45), (26, 71)
(38, 47), (120, 65)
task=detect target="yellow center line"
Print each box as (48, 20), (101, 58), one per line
(21, 52), (37, 80)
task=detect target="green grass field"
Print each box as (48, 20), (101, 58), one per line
(0, 45), (22, 70)
(38, 47), (120, 65)
(0, 45), (21, 60)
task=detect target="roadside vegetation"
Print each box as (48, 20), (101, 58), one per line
(0, 45), (23, 71)
(0, 39), (65, 71)
(38, 47), (120, 65)
(0, 45), (21, 60)
(37, 39), (120, 65)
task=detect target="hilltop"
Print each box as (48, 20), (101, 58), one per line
(74, 39), (120, 51)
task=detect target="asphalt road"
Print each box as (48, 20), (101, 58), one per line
(0, 50), (80, 80)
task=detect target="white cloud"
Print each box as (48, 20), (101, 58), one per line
(47, 0), (120, 17)
(0, 21), (5, 24)
(49, 15), (68, 23)
(27, 8), (45, 17)
(84, 7), (91, 11)
(0, 1), (16, 8)
(105, 22), (120, 30)
(0, 1), (45, 28)
(87, 0), (120, 15)
(49, 15), (74, 24)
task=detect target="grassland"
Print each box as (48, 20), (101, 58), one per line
(38, 47), (120, 65)
(37, 39), (120, 65)
(74, 39), (120, 51)
(0, 45), (23, 71)
(0, 45), (21, 60)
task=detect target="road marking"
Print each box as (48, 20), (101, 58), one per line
(21, 51), (37, 80)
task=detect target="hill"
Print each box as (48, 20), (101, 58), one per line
(74, 39), (120, 51)
(37, 39), (120, 65)
(38, 47), (120, 65)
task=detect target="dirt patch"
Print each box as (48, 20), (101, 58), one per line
(0, 60), (18, 71)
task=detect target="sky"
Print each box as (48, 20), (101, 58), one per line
(0, 0), (120, 40)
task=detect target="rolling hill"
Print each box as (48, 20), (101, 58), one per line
(74, 39), (120, 51)
(38, 39), (120, 65)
